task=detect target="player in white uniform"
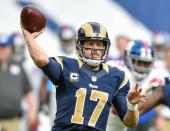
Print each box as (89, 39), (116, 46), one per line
(107, 40), (162, 131)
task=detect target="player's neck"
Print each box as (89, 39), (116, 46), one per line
(84, 63), (101, 72)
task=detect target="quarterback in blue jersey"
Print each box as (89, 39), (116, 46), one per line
(21, 22), (145, 131)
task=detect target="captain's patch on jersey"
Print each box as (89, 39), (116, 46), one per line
(69, 72), (79, 82)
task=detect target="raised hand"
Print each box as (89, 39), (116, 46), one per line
(127, 83), (145, 105)
(20, 21), (45, 39)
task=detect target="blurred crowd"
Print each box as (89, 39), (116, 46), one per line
(1, 23), (170, 131)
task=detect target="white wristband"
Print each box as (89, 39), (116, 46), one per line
(127, 100), (138, 111)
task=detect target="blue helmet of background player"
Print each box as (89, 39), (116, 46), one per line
(59, 25), (76, 54)
(76, 22), (110, 66)
(11, 32), (26, 62)
(0, 34), (15, 63)
(0, 34), (14, 47)
(124, 40), (155, 81)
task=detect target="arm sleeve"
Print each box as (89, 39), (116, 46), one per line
(40, 57), (62, 85)
(112, 72), (130, 121)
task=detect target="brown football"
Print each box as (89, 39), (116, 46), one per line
(20, 5), (46, 33)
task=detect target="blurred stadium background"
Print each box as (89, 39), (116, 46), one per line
(1, 0), (170, 131)
(0, 0), (155, 57)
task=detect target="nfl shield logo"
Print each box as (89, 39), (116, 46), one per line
(91, 76), (97, 82)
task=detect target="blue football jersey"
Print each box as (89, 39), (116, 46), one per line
(41, 56), (130, 131)
(162, 83), (170, 108)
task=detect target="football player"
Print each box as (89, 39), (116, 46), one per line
(139, 76), (170, 114)
(21, 22), (144, 131)
(107, 34), (130, 61)
(152, 31), (170, 60)
(138, 76), (170, 131)
(107, 40), (157, 131)
(139, 47), (170, 131)
(58, 25), (76, 55)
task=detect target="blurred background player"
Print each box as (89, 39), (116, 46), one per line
(162, 46), (170, 76)
(107, 34), (130, 61)
(106, 34), (130, 71)
(11, 32), (26, 63)
(0, 34), (37, 131)
(149, 45), (170, 131)
(149, 32), (170, 131)
(151, 31), (170, 71)
(152, 32), (170, 60)
(10, 32), (42, 131)
(107, 40), (159, 131)
(58, 25), (76, 56)
(125, 41), (157, 131)
(115, 34), (130, 59)
(138, 76), (170, 131)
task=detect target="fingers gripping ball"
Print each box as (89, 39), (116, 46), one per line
(20, 5), (46, 33)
